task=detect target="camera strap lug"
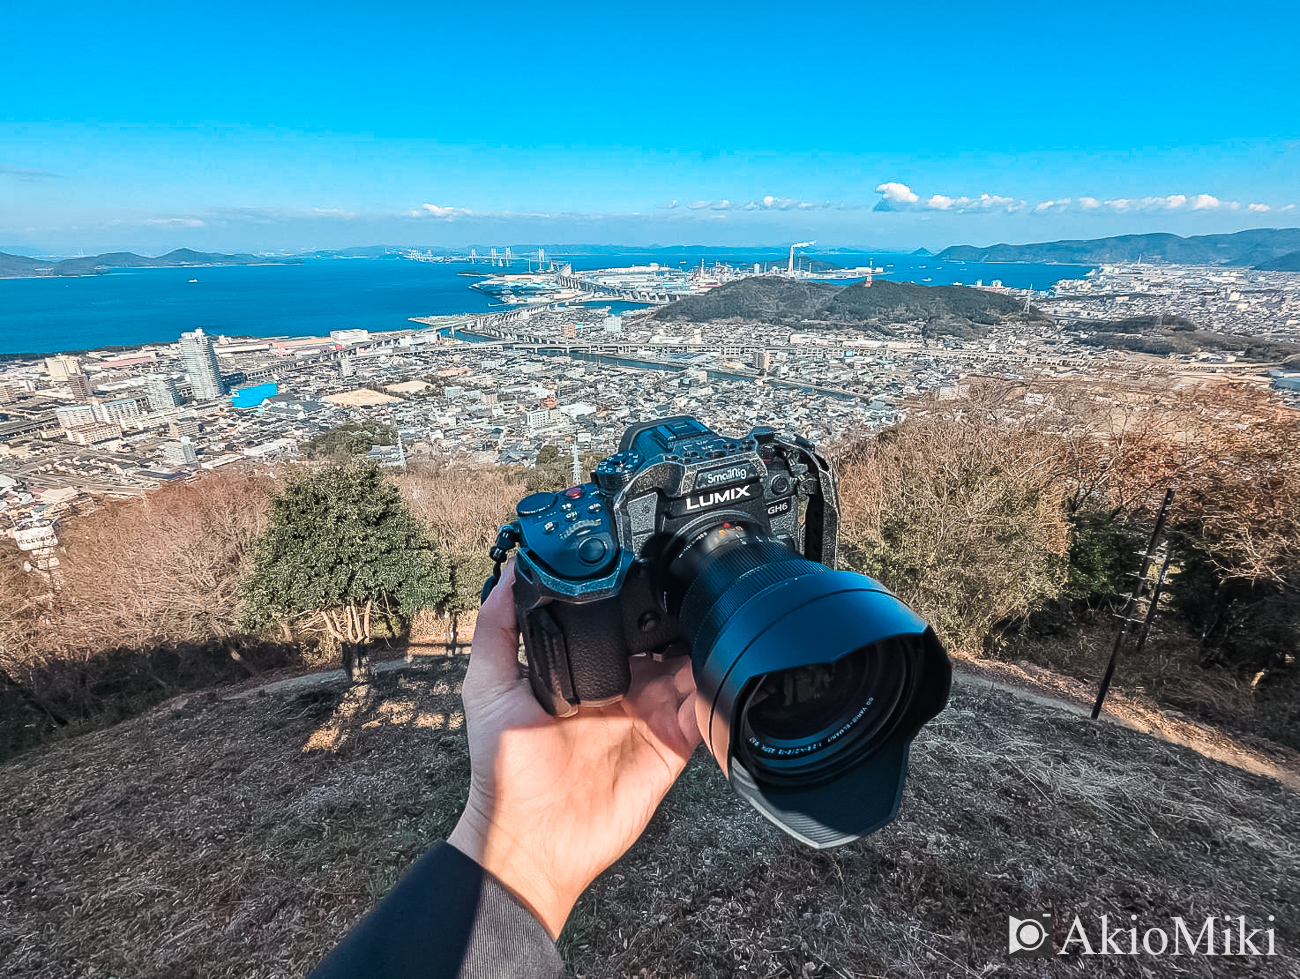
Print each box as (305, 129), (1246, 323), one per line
(481, 522), (522, 604)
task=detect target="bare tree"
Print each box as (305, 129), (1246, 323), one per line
(397, 458), (525, 651)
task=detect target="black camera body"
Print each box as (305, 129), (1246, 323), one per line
(510, 417), (833, 713)
(498, 416), (951, 848)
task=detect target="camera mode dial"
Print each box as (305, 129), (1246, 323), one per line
(594, 451), (642, 493)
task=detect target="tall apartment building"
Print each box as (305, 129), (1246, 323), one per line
(145, 373), (183, 411)
(67, 373), (94, 399)
(178, 328), (226, 400)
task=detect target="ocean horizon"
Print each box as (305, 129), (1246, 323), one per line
(0, 253), (1093, 357)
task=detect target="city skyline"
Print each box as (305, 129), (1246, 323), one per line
(3, 0), (1298, 254)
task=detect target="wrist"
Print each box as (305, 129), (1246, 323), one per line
(448, 814), (577, 939)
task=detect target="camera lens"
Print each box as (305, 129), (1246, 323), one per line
(739, 645), (908, 780)
(667, 525), (950, 848)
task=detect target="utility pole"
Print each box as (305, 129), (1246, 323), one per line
(1091, 487), (1176, 719)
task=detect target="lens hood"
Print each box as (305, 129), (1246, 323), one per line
(691, 569), (950, 848)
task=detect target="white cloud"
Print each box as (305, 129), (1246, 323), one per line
(1247, 203), (1271, 212)
(930, 192), (1021, 213)
(876, 182), (918, 204)
(143, 217), (206, 227)
(1026, 192), (1261, 215)
(1283, 204), (1296, 212)
(874, 182), (1024, 214)
(421, 203), (471, 219)
(688, 200), (711, 210)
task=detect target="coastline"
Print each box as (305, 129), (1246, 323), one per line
(0, 260), (303, 281)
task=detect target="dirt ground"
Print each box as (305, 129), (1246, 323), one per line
(1, 656), (1297, 978)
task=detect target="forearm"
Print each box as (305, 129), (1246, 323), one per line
(309, 842), (565, 979)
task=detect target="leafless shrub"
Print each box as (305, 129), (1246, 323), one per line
(47, 469), (276, 657)
(835, 383), (1072, 652)
(396, 457), (525, 650)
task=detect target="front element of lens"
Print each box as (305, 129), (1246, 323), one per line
(739, 643), (908, 781)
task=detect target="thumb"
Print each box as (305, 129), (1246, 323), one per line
(465, 558), (525, 699)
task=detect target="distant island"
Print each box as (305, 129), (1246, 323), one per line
(935, 228), (1300, 268)
(0, 248), (302, 279)
(651, 277), (1044, 339)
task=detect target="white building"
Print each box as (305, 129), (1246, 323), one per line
(179, 328), (227, 400)
(160, 438), (199, 466)
(145, 374), (183, 411)
(94, 397), (142, 424)
(44, 354), (81, 381)
(55, 404), (96, 429)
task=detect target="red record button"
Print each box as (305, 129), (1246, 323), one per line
(564, 486), (584, 499)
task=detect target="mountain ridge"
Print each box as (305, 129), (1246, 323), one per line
(0, 248), (301, 278)
(935, 228), (1300, 267)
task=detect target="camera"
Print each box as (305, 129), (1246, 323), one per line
(485, 416), (951, 848)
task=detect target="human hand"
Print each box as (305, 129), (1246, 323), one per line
(447, 560), (701, 938)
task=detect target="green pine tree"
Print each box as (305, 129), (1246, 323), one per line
(241, 461), (448, 677)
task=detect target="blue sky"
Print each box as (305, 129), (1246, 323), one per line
(2, 0), (1298, 255)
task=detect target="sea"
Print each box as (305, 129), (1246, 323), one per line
(0, 252), (1094, 357)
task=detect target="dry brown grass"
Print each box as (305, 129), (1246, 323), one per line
(1, 658), (1297, 978)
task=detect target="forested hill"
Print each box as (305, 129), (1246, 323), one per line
(1256, 249), (1300, 271)
(0, 248), (300, 278)
(651, 277), (1042, 337)
(935, 227), (1300, 267)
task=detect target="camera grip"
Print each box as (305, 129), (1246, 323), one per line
(519, 596), (631, 717)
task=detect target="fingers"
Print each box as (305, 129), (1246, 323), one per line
(466, 559), (524, 697)
(677, 692), (702, 752)
(626, 655), (701, 759)
(628, 652), (696, 696)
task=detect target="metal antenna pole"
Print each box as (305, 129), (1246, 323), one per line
(1091, 486), (1176, 719)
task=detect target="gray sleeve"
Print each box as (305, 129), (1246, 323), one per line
(308, 842), (566, 979)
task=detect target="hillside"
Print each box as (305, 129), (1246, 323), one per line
(0, 253), (59, 277)
(936, 228), (1300, 267)
(652, 277), (841, 324)
(0, 657), (1294, 978)
(0, 248), (301, 278)
(1074, 313), (1300, 362)
(653, 277), (1040, 337)
(1256, 249), (1300, 272)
